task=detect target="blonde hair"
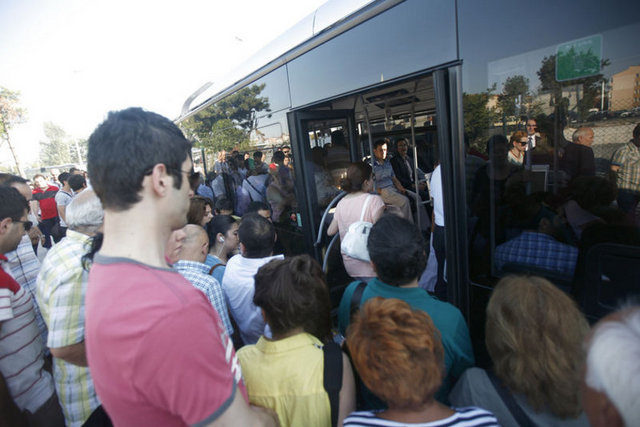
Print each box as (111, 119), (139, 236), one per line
(486, 275), (589, 418)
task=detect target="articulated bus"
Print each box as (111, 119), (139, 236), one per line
(178, 0), (640, 354)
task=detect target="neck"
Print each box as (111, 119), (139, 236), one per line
(399, 278), (419, 288)
(211, 243), (228, 263)
(380, 400), (453, 424)
(99, 201), (175, 268)
(269, 326), (304, 341)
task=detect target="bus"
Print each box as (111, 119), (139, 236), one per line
(177, 0), (640, 349)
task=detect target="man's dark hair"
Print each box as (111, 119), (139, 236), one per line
(69, 174), (86, 192)
(0, 174), (27, 186)
(87, 107), (192, 211)
(633, 124), (640, 140)
(246, 201), (270, 214)
(254, 255), (332, 342)
(69, 167), (79, 174)
(272, 151), (285, 164)
(238, 213), (275, 258)
(0, 186), (28, 222)
(373, 139), (387, 149)
(214, 197), (233, 213)
(368, 215), (426, 286)
(58, 172), (70, 184)
(253, 151), (263, 160)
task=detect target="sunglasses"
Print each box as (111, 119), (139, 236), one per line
(518, 141), (528, 146)
(16, 220), (32, 231)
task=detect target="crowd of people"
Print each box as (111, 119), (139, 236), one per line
(0, 107), (638, 427)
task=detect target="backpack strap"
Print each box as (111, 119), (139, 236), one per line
(323, 341), (343, 427)
(208, 263), (224, 276)
(349, 281), (368, 319)
(486, 370), (536, 427)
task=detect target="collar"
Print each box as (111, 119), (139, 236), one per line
(255, 332), (322, 353)
(173, 259), (210, 274)
(0, 254), (7, 262)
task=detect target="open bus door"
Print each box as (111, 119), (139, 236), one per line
(287, 109), (358, 299)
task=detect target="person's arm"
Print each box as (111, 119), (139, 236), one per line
(57, 205), (66, 224)
(205, 390), (278, 426)
(30, 199), (40, 221)
(50, 341), (87, 367)
(337, 353), (356, 426)
(392, 176), (406, 194)
(327, 216), (338, 236)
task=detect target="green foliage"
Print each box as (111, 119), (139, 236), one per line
(40, 122), (73, 166)
(0, 87), (26, 138)
(497, 75), (530, 117)
(181, 83), (270, 155)
(463, 88), (499, 146)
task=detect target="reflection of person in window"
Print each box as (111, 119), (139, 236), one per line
(214, 150), (230, 174)
(507, 131), (527, 166)
(372, 139), (413, 223)
(311, 147), (339, 208)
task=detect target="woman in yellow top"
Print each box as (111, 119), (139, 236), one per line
(237, 255), (356, 427)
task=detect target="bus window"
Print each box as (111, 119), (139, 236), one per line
(459, 0), (640, 304)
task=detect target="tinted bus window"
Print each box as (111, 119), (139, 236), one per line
(459, 0), (640, 296)
(287, 0), (456, 108)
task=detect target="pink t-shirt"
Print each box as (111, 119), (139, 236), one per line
(85, 255), (247, 426)
(333, 193), (385, 278)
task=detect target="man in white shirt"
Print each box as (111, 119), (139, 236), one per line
(222, 213), (283, 345)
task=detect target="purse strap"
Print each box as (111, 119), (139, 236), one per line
(323, 341), (343, 427)
(487, 370), (537, 427)
(359, 195), (372, 221)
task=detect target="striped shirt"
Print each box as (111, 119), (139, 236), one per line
(173, 260), (233, 336)
(6, 235), (49, 350)
(611, 141), (640, 193)
(0, 257), (55, 413)
(36, 230), (100, 426)
(344, 407), (499, 426)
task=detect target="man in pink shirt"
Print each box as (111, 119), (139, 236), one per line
(85, 108), (276, 426)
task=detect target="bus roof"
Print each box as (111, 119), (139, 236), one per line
(177, 0), (404, 122)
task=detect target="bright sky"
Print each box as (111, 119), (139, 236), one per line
(0, 0), (326, 169)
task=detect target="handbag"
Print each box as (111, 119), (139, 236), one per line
(340, 195), (373, 262)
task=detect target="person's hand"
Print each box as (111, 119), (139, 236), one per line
(29, 226), (43, 247)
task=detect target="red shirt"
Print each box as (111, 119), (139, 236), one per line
(32, 186), (59, 220)
(86, 255), (247, 426)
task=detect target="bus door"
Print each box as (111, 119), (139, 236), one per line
(287, 109), (358, 288)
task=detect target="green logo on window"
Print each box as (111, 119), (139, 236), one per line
(556, 35), (602, 81)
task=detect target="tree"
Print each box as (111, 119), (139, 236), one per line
(463, 87), (499, 146)
(40, 122), (73, 166)
(181, 83), (270, 153)
(0, 87), (27, 176)
(497, 75), (530, 117)
(537, 54), (609, 120)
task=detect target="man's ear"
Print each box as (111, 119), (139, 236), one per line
(149, 163), (170, 196)
(0, 217), (13, 236)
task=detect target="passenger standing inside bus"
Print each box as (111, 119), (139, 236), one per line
(327, 162), (385, 281)
(372, 139), (413, 222)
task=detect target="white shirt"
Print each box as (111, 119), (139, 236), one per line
(221, 253), (284, 344)
(430, 165), (444, 227)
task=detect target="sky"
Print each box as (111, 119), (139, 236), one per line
(0, 0), (327, 170)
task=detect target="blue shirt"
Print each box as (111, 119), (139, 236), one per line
(173, 260), (233, 336)
(372, 158), (395, 189)
(338, 278), (475, 406)
(204, 254), (226, 287)
(494, 231), (578, 278)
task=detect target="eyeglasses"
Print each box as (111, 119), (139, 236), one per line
(144, 165), (196, 180)
(15, 220), (32, 231)
(518, 141), (528, 145)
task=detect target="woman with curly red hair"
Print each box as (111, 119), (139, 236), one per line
(344, 297), (498, 426)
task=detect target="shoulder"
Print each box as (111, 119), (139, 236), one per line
(452, 406), (499, 425)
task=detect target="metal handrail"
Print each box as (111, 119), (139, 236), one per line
(314, 191), (347, 247)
